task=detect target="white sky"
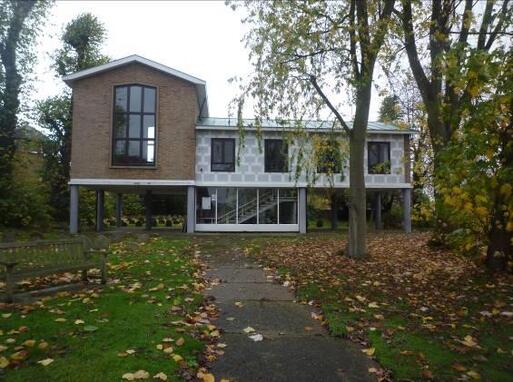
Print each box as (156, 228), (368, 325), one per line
(31, 0), (383, 122)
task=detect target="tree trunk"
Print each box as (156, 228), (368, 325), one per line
(346, 86), (371, 258)
(485, 198), (512, 272)
(486, 114), (513, 271)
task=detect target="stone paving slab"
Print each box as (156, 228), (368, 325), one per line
(212, 333), (376, 382)
(208, 282), (294, 302)
(206, 266), (270, 283)
(216, 300), (325, 335)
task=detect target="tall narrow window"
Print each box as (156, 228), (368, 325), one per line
(265, 139), (288, 172)
(211, 138), (235, 172)
(368, 142), (391, 174)
(112, 85), (156, 166)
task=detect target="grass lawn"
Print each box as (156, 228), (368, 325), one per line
(0, 236), (216, 382)
(239, 231), (513, 382)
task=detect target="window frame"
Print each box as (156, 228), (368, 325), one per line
(367, 141), (391, 174)
(211, 138), (236, 172)
(264, 139), (289, 173)
(111, 84), (157, 167)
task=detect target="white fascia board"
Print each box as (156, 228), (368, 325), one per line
(195, 224), (299, 232)
(69, 178), (195, 186)
(195, 125), (415, 135)
(195, 181), (413, 189)
(63, 55), (206, 86)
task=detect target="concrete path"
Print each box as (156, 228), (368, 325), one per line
(202, 248), (376, 382)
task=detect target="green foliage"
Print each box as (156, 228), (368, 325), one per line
(38, 13), (109, 223)
(0, 176), (52, 228)
(38, 95), (72, 221)
(54, 13), (109, 77)
(0, 0), (52, 218)
(378, 95), (402, 123)
(437, 49), (513, 268)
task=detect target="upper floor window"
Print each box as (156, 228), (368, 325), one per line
(211, 138), (235, 172)
(368, 141), (391, 174)
(265, 139), (288, 173)
(112, 85), (156, 166)
(316, 138), (342, 174)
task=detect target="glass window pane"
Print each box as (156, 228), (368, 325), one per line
(129, 115), (141, 138)
(142, 140), (155, 163)
(196, 187), (216, 224)
(238, 188), (257, 224)
(279, 189), (297, 224)
(143, 87), (156, 113)
(224, 140), (234, 162)
(129, 86), (142, 112)
(128, 141), (140, 158)
(114, 114), (127, 138)
(265, 140), (288, 172)
(258, 188), (278, 224)
(381, 144), (390, 162)
(114, 140), (126, 155)
(115, 87), (128, 112)
(212, 139), (223, 163)
(217, 188), (237, 224)
(143, 115), (155, 138)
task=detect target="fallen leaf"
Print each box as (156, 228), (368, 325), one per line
(362, 348), (375, 356)
(0, 356), (9, 368)
(22, 340), (36, 348)
(175, 337), (185, 346)
(37, 358), (54, 366)
(202, 373), (215, 382)
(153, 372), (168, 381)
(83, 325), (98, 332)
(248, 333), (263, 342)
(243, 327), (255, 334)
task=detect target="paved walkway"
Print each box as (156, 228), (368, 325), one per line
(202, 247), (376, 382)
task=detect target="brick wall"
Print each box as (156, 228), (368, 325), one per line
(70, 63), (198, 180)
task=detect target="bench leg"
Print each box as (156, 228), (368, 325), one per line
(81, 269), (88, 283)
(5, 265), (16, 303)
(100, 254), (107, 284)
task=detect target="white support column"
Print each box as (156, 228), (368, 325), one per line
(374, 192), (383, 230)
(187, 185), (195, 233)
(402, 188), (412, 233)
(299, 187), (307, 234)
(96, 190), (105, 232)
(70, 185), (79, 234)
(115, 193), (123, 227)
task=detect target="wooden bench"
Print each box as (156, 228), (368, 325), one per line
(0, 237), (108, 303)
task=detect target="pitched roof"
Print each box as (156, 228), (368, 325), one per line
(62, 54), (209, 118)
(196, 117), (413, 134)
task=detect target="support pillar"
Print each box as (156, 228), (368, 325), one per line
(402, 188), (412, 233)
(144, 190), (153, 231)
(187, 185), (195, 233)
(96, 190), (105, 232)
(70, 185), (79, 234)
(116, 193), (123, 227)
(374, 192), (383, 230)
(299, 187), (307, 234)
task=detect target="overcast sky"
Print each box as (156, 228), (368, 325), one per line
(32, 0), (382, 121)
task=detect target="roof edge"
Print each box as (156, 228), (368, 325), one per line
(62, 54), (206, 86)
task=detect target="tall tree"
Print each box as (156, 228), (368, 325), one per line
(437, 48), (513, 271)
(396, 0), (513, 236)
(231, 0), (395, 257)
(39, 13), (108, 220)
(378, 94), (402, 123)
(0, 0), (50, 207)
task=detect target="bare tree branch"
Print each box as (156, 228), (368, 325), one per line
(309, 74), (351, 135)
